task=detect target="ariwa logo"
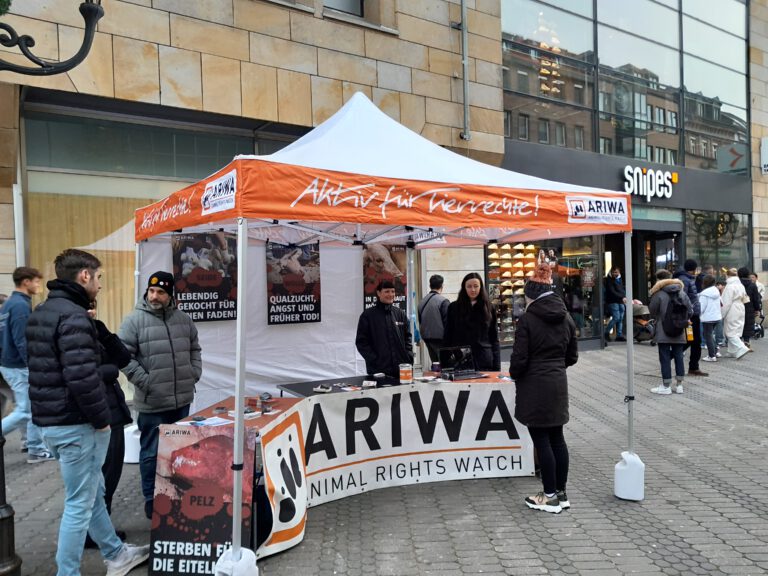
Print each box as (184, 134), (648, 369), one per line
(261, 411), (308, 548)
(201, 169), (237, 216)
(566, 196), (628, 225)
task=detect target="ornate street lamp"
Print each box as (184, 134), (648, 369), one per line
(0, 3), (105, 574)
(0, 0), (104, 75)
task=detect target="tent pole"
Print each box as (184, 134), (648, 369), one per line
(406, 244), (417, 370)
(134, 242), (141, 304)
(215, 217), (258, 574)
(623, 231), (635, 453)
(614, 230), (645, 501)
(232, 217), (248, 561)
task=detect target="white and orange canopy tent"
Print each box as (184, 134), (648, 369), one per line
(132, 93), (638, 564)
(135, 92), (631, 245)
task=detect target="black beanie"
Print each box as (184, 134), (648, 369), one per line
(147, 271), (174, 298)
(523, 262), (553, 300)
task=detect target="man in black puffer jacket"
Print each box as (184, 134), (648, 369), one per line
(26, 248), (149, 576)
(355, 279), (413, 378)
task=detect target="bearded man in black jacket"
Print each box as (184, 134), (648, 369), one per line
(26, 249), (149, 576)
(355, 280), (413, 378)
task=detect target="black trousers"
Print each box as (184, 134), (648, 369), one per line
(103, 423), (126, 514)
(684, 315), (702, 371)
(528, 425), (569, 495)
(423, 339), (443, 364)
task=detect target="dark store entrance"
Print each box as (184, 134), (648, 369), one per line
(605, 229), (682, 306)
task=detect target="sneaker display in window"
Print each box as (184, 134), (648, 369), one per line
(650, 385), (672, 395)
(525, 491), (562, 514)
(556, 490), (570, 509)
(26, 451), (55, 464)
(104, 544), (150, 576)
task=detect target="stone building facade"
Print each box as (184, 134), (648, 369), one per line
(0, 0), (504, 295)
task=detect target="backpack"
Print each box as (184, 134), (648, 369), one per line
(662, 291), (690, 337)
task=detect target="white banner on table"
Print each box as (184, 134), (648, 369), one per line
(257, 382), (533, 558)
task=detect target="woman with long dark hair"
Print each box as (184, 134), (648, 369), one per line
(443, 272), (500, 370)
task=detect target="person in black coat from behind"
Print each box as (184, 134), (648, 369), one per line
(443, 272), (500, 371)
(510, 262), (578, 514)
(738, 267), (762, 345)
(84, 310), (133, 548)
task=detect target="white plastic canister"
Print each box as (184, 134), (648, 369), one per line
(614, 451), (645, 501)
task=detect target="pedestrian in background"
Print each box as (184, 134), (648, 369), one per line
(604, 266), (627, 342)
(699, 275), (722, 363)
(649, 269), (692, 395)
(738, 267), (761, 347)
(674, 259), (707, 377)
(721, 268), (750, 359)
(0, 267), (54, 463)
(418, 274), (450, 363)
(510, 262), (578, 514)
(444, 272), (500, 371)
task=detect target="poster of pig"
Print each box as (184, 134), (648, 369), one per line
(149, 425), (259, 575)
(171, 232), (237, 322)
(266, 241), (321, 325)
(362, 243), (407, 311)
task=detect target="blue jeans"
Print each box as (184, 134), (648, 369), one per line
(0, 367), (46, 455)
(657, 343), (685, 383)
(42, 424), (123, 575)
(606, 303), (625, 337)
(138, 405), (190, 502)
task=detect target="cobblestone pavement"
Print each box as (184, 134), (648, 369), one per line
(5, 338), (768, 575)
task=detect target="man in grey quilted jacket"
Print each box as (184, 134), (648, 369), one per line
(119, 271), (202, 519)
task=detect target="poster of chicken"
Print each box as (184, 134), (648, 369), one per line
(363, 243), (407, 311)
(149, 425), (259, 575)
(266, 241), (321, 325)
(171, 232), (237, 322)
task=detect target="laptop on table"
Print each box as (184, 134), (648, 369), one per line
(438, 346), (488, 381)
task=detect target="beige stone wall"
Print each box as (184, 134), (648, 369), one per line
(0, 83), (18, 295)
(751, 1), (768, 283)
(0, 0), (503, 161)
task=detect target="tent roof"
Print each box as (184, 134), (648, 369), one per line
(134, 93), (631, 244)
(242, 92), (612, 194)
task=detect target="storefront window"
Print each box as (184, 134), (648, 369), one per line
(682, 0), (746, 39)
(486, 236), (600, 345)
(503, 40), (595, 108)
(682, 16), (745, 74)
(504, 92), (594, 152)
(685, 211), (750, 275)
(597, 0), (678, 49)
(25, 112), (254, 180)
(502, 0), (595, 61)
(683, 55), (747, 112)
(597, 25), (680, 89)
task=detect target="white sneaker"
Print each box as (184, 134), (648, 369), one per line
(715, 351), (722, 358)
(674, 384), (684, 394)
(702, 356), (717, 362)
(105, 544), (150, 576)
(650, 385), (672, 395)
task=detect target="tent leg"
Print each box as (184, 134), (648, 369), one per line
(134, 242), (141, 305)
(215, 217), (259, 575)
(614, 231), (644, 501)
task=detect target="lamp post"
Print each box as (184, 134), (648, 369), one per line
(0, 0), (104, 75)
(0, 3), (105, 574)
